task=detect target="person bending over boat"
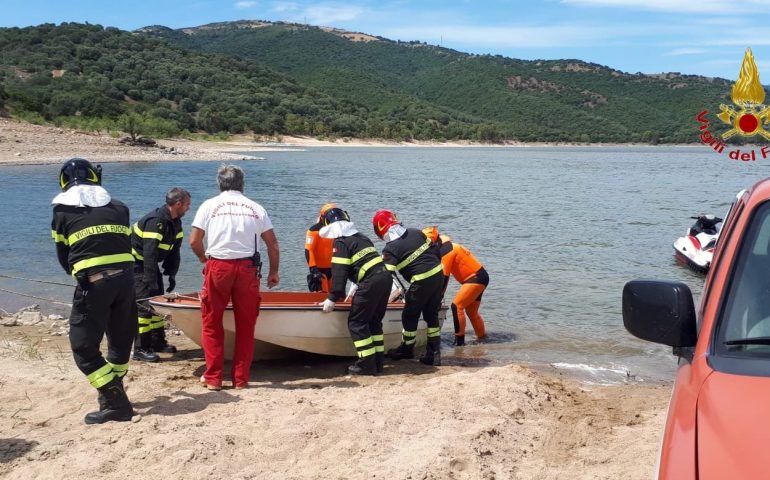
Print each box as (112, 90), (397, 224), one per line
(131, 187), (191, 362)
(305, 203), (336, 293)
(189, 165), (280, 391)
(319, 208), (391, 375)
(423, 227), (488, 346)
(373, 210), (444, 366)
(51, 158), (136, 424)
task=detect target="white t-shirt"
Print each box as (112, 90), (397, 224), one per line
(192, 190), (274, 259)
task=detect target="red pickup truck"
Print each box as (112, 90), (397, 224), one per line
(623, 180), (770, 479)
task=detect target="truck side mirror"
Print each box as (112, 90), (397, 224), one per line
(622, 280), (697, 348)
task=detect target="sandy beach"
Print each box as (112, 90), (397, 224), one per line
(0, 117), (671, 478)
(0, 320), (669, 480)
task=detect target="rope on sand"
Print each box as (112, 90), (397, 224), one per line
(0, 273), (73, 287)
(0, 287), (72, 307)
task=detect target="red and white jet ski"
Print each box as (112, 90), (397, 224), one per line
(673, 214), (723, 273)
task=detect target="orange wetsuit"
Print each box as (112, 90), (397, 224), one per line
(305, 222), (334, 292)
(439, 237), (488, 341)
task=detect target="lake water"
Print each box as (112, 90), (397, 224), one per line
(2, 146), (768, 383)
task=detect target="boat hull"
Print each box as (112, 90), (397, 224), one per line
(149, 291), (446, 360)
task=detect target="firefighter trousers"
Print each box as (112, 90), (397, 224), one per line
(348, 270), (391, 358)
(69, 268), (137, 388)
(134, 265), (163, 350)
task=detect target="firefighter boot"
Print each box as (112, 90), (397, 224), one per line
(419, 337), (442, 366)
(386, 343), (414, 360)
(151, 328), (177, 354)
(375, 352), (385, 373)
(133, 333), (160, 362)
(347, 355), (377, 375)
(84, 377), (135, 425)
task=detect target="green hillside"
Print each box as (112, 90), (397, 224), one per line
(0, 23), (480, 140)
(145, 20), (738, 143)
(0, 21), (744, 143)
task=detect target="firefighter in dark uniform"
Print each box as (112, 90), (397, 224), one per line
(319, 208), (392, 375)
(51, 158), (136, 424)
(373, 209), (444, 366)
(131, 188), (191, 362)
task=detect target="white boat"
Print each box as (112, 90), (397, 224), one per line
(149, 291), (446, 360)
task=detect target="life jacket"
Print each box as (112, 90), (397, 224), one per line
(305, 222), (334, 269)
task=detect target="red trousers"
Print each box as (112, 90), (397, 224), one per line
(200, 259), (261, 388)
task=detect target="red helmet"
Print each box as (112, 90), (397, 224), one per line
(372, 209), (399, 239)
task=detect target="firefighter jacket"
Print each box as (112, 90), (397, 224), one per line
(130, 205), (184, 283)
(305, 221), (334, 270)
(382, 228), (443, 284)
(51, 200), (134, 277)
(439, 240), (484, 283)
(328, 233), (385, 302)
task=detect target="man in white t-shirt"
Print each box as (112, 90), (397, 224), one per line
(189, 165), (280, 391)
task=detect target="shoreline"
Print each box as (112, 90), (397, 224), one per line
(1, 117), (703, 166)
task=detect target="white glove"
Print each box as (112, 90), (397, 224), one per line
(321, 298), (336, 313)
(388, 278), (404, 303)
(344, 283), (358, 302)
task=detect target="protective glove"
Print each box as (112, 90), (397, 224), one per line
(307, 267), (323, 292)
(321, 298), (335, 313)
(166, 275), (176, 293)
(344, 282), (358, 302)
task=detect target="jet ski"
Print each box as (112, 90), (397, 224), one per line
(673, 214), (723, 273)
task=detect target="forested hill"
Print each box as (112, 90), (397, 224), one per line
(141, 21), (738, 143)
(0, 22), (740, 143)
(0, 22), (480, 139)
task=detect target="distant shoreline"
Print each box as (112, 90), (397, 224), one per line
(0, 117), (703, 166)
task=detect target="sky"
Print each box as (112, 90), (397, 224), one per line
(4, 0), (770, 80)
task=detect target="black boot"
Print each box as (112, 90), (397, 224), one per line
(386, 343), (414, 360)
(84, 377), (135, 424)
(151, 329), (177, 354)
(347, 355), (377, 375)
(132, 348), (160, 362)
(375, 352), (385, 373)
(419, 338), (442, 366)
(453, 335), (465, 347)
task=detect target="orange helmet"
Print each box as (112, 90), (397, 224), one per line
(373, 209), (399, 239)
(318, 203), (336, 222)
(422, 226), (439, 243)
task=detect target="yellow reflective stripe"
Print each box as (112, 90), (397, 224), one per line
(427, 327), (442, 337)
(87, 363), (115, 389)
(71, 253), (134, 276)
(52, 230), (68, 245)
(384, 263), (397, 271)
(68, 224), (130, 246)
(175, 231), (184, 239)
(331, 256), (352, 265)
(402, 329), (417, 345)
(132, 248), (144, 260)
(158, 243), (172, 251)
(351, 246), (376, 263)
(357, 256), (383, 282)
(372, 334), (384, 352)
(354, 337), (373, 348)
(133, 223), (163, 241)
(108, 362), (129, 378)
(357, 346), (376, 358)
(396, 239), (431, 271)
(372, 334), (384, 342)
(410, 264), (443, 283)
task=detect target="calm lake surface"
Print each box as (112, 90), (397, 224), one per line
(2, 146), (768, 382)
